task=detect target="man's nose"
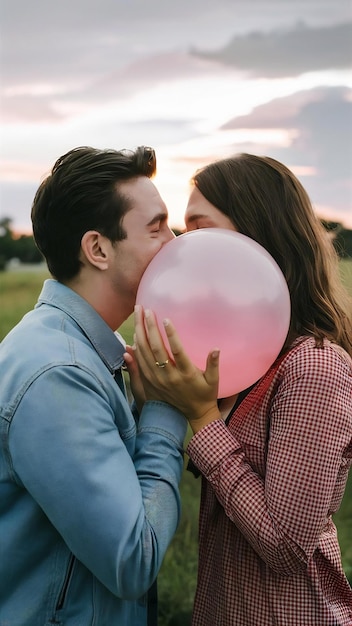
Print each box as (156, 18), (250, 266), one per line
(164, 226), (176, 243)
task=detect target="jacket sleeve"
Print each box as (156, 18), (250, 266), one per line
(187, 344), (352, 575)
(8, 365), (187, 599)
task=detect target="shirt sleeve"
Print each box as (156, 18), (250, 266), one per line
(187, 344), (352, 575)
(8, 365), (187, 599)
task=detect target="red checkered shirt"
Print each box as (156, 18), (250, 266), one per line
(187, 337), (352, 626)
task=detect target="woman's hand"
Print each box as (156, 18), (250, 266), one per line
(133, 305), (221, 433)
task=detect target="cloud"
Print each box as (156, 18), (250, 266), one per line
(1, 0), (250, 87)
(191, 21), (352, 77)
(220, 85), (352, 223)
(3, 1), (351, 89)
(0, 51), (239, 124)
(221, 85), (352, 176)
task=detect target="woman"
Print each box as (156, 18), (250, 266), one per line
(127, 154), (352, 626)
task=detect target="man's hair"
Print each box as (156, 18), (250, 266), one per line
(192, 153), (352, 356)
(31, 145), (156, 281)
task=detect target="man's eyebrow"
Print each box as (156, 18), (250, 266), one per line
(147, 212), (168, 226)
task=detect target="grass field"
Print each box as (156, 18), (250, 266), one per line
(1, 260), (352, 623)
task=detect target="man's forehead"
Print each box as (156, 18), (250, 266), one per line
(120, 179), (168, 224)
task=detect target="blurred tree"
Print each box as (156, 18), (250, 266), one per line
(0, 218), (43, 269)
(0, 218), (14, 269)
(321, 220), (352, 258)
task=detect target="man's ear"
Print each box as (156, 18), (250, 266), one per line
(81, 231), (109, 270)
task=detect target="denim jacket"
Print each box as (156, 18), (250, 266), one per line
(0, 279), (187, 626)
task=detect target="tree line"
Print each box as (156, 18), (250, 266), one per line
(0, 218), (43, 269)
(0, 217), (351, 271)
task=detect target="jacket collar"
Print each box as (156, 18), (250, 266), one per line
(36, 279), (126, 373)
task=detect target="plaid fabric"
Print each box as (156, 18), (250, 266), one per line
(187, 337), (352, 626)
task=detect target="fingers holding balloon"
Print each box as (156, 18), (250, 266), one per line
(133, 305), (154, 373)
(123, 345), (146, 412)
(203, 348), (221, 391)
(135, 305), (190, 374)
(134, 305), (171, 373)
(143, 309), (173, 369)
(133, 304), (220, 424)
(158, 316), (196, 374)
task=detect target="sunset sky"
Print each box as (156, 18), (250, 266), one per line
(1, 0), (352, 233)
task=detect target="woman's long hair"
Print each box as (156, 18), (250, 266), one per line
(192, 153), (352, 357)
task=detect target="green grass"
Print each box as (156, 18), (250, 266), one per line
(0, 270), (50, 339)
(340, 258), (352, 292)
(1, 261), (352, 624)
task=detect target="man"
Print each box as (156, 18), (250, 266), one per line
(0, 146), (187, 625)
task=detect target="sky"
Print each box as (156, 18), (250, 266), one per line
(1, 0), (352, 233)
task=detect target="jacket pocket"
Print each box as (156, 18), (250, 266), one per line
(55, 553), (76, 612)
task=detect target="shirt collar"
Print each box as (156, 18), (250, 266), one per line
(36, 279), (126, 373)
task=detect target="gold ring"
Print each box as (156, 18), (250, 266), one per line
(155, 360), (169, 368)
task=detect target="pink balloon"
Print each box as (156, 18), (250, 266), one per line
(136, 229), (291, 397)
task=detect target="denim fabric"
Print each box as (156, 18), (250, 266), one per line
(0, 279), (187, 625)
